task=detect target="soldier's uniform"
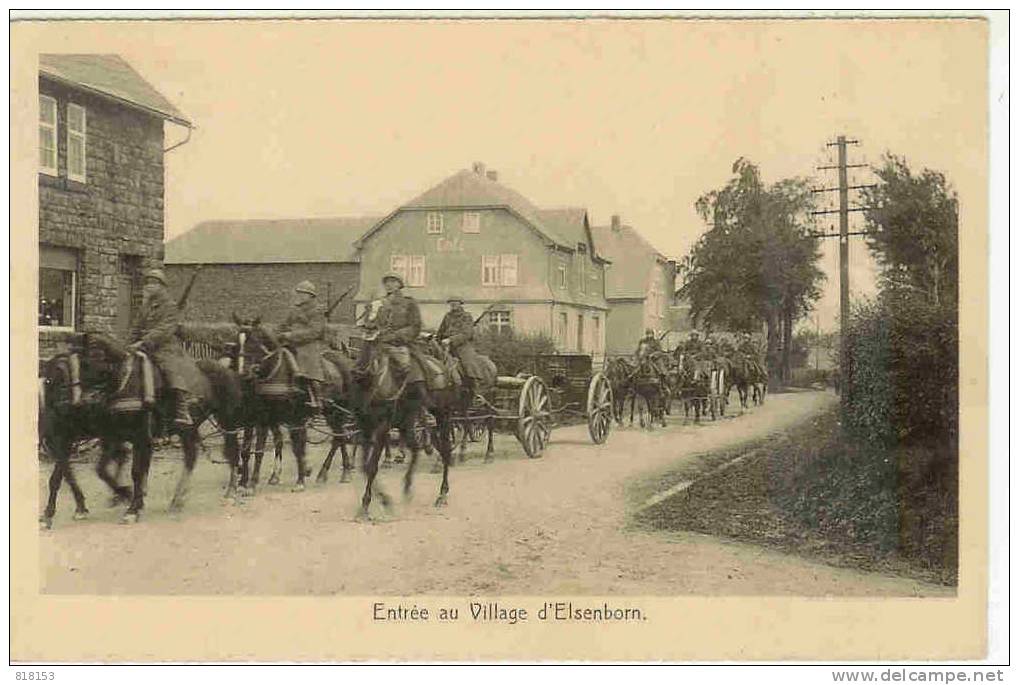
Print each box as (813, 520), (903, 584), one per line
(278, 280), (326, 407)
(437, 297), (486, 387)
(372, 272), (421, 382)
(130, 269), (205, 426)
(636, 329), (663, 359)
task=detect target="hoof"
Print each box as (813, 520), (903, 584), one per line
(120, 512), (140, 525)
(291, 483), (306, 493)
(238, 486), (254, 498)
(339, 470), (353, 484)
(39, 516), (53, 530)
(72, 510), (89, 521)
(434, 496), (448, 508)
(268, 475), (281, 486)
(168, 499), (184, 513)
(316, 474), (328, 485)
(355, 508), (371, 522)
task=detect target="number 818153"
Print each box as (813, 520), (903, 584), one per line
(15, 673), (55, 681)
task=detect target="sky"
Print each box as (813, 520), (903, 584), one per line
(69, 18), (984, 332)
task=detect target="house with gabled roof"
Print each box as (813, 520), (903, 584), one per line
(353, 163), (610, 355)
(38, 54), (191, 358)
(163, 217), (376, 324)
(591, 215), (687, 355)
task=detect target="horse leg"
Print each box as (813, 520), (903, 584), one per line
(483, 415), (495, 464)
(167, 428), (200, 513)
(222, 429), (241, 501)
(317, 436), (340, 483)
(41, 436), (68, 529)
(124, 425), (153, 523)
(339, 441), (355, 483)
(267, 424), (283, 485)
(97, 441), (132, 506)
(237, 427), (253, 495)
(289, 424), (308, 492)
(357, 427), (386, 520)
(435, 413), (452, 508)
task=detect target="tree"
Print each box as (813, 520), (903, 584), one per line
(678, 159), (825, 385)
(861, 154), (959, 307)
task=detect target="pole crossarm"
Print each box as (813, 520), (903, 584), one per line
(809, 231), (875, 239)
(810, 207), (871, 215)
(811, 184), (878, 193)
(817, 163), (869, 170)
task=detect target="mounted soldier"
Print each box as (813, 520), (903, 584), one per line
(364, 272), (421, 386)
(277, 280), (326, 409)
(127, 269), (205, 427)
(635, 328), (663, 360)
(437, 295), (486, 394)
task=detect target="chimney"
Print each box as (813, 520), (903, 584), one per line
(486, 170), (498, 182)
(611, 214), (621, 232)
(472, 161), (486, 176)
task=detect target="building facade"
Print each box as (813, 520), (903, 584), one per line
(592, 215), (684, 355)
(164, 217), (372, 324)
(37, 54), (191, 359)
(353, 164), (609, 356)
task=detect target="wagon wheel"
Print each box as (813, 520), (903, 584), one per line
(516, 376), (551, 458)
(586, 372), (614, 445)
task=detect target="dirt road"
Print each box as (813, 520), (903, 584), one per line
(39, 390), (951, 596)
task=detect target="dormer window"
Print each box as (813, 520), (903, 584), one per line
(426, 212), (444, 234)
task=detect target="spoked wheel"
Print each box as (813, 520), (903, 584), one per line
(636, 395), (652, 430)
(586, 372), (614, 445)
(516, 376), (551, 459)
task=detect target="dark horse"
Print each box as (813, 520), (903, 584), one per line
(672, 351), (714, 423)
(348, 334), (460, 519)
(604, 357), (634, 426)
(629, 354), (669, 429)
(230, 316), (358, 493)
(38, 333), (244, 528)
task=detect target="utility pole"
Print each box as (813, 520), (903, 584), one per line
(811, 135), (876, 403)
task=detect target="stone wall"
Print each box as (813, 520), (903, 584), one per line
(164, 262), (361, 325)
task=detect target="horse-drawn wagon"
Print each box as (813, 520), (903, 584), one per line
(453, 353), (614, 459)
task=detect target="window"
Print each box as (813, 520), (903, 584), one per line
(427, 212), (443, 234)
(592, 316), (600, 351)
(557, 262), (567, 289)
(39, 246), (78, 330)
(559, 312), (569, 346)
(481, 254), (518, 286)
(488, 311), (511, 334)
(67, 103), (87, 183)
(462, 212), (481, 234)
(577, 314), (585, 353)
(39, 95), (57, 175)
(390, 254), (426, 287)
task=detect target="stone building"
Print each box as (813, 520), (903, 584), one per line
(37, 54), (191, 358)
(164, 217), (372, 324)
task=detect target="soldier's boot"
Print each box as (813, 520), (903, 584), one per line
(173, 390), (193, 428)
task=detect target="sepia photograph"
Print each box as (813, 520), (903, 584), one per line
(10, 13), (999, 664)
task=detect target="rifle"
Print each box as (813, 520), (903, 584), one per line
(472, 302), (501, 327)
(325, 284), (356, 319)
(176, 265), (204, 311)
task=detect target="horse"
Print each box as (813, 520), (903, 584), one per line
(629, 353), (668, 429)
(38, 332), (244, 528)
(672, 352), (714, 423)
(603, 357), (634, 426)
(347, 334), (462, 519)
(230, 315), (358, 493)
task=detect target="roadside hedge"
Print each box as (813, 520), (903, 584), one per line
(842, 290), (958, 448)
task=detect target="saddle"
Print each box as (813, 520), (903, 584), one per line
(108, 351), (160, 413)
(254, 348), (302, 397)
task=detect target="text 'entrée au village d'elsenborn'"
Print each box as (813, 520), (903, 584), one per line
(372, 602), (647, 625)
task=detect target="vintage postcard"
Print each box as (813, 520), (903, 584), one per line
(11, 15), (994, 663)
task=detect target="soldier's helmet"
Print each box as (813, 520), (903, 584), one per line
(143, 269), (167, 286)
(447, 295), (465, 304)
(382, 271), (405, 288)
(294, 280), (317, 297)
